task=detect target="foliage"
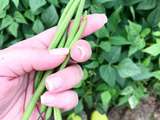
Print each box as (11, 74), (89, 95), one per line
(1, 0), (160, 119)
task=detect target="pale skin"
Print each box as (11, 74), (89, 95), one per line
(0, 14), (107, 120)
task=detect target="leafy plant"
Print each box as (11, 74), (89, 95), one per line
(1, 0), (160, 119)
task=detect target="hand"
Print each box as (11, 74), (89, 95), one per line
(0, 14), (107, 120)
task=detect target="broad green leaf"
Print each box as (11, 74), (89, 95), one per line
(67, 113), (82, 120)
(101, 46), (121, 64)
(41, 5), (59, 27)
(74, 100), (83, 114)
(129, 36), (145, 56)
(0, 10), (6, 18)
(12, 0), (19, 8)
(0, 15), (13, 30)
(99, 41), (111, 52)
(107, 6), (122, 32)
(125, 21), (142, 41)
(152, 31), (160, 37)
(95, 0), (113, 4)
(95, 26), (109, 38)
(47, 0), (59, 7)
(122, 0), (142, 6)
(0, 0), (9, 11)
(140, 28), (151, 38)
(85, 61), (99, 69)
(132, 65), (152, 81)
(121, 86), (134, 95)
(128, 95), (139, 109)
(136, 0), (156, 10)
(32, 19), (44, 34)
(29, 0), (47, 13)
(143, 43), (160, 56)
(110, 36), (130, 45)
(91, 4), (106, 13)
(153, 83), (160, 95)
(14, 11), (27, 24)
(117, 58), (141, 78)
(101, 91), (111, 107)
(147, 6), (160, 27)
(99, 65), (116, 87)
(8, 22), (19, 37)
(152, 71), (160, 80)
(118, 96), (129, 106)
(24, 10), (35, 21)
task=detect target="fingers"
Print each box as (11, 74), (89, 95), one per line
(9, 14), (107, 49)
(70, 40), (92, 62)
(45, 65), (83, 93)
(41, 90), (78, 111)
(0, 48), (69, 77)
(40, 65), (83, 111)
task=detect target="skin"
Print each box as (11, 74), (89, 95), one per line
(0, 14), (107, 120)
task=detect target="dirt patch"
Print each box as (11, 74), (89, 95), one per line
(108, 96), (160, 120)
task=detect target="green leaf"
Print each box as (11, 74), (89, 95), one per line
(107, 6), (122, 32)
(8, 22), (19, 37)
(152, 71), (160, 80)
(122, 0), (142, 6)
(24, 10), (35, 21)
(32, 19), (44, 34)
(85, 61), (99, 69)
(136, 0), (156, 10)
(12, 0), (19, 8)
(95, 0), (113, 4)
(125, 21), (142, 41)
(101, 46), (121, 64)
(99, 65), (116, 87)
(99, 41), (111, 52)
(128, 95), (139, 109)
(129, 36), (145, 56)
(95, 26), (109, 38)
(29, 0), (47, 13)
(74, 100), (83, 114)
(110, 36), (130, 45)
(132, 65), (152, 81)
(143, 43), (160, 56)
(0, 0), (9, 11)
(121, 86), (134, 95)
(41, 5), (59, 27)
(147, 6), (160, 27)
(101, 91), (111, 104)
(117, 58), (141, 78)
(91, 4), (106, 13)
(0, 15), (13, 30)
(14, 11), (27, 24)
(101, 91), (111, 111)
(0, 10), (6, 18)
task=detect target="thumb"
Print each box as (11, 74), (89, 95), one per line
(0, 48), (69, 77)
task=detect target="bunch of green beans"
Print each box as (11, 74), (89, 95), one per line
(22, 0), (86, 120)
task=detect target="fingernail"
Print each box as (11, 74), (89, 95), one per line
(49, 48), (69, 55)
(77, 45), (86, 59)
(75, 65), (84, 79)
(41, 93), (55, 105)
(46, 76), (63, 91)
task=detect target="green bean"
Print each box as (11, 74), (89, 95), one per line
(49, 0), (81, 49)
(45, 107), (53, 120)
(34, 71), (44, 89)
(65, 0), (86, 47)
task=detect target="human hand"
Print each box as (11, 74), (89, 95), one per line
(0, 14), (107, 120)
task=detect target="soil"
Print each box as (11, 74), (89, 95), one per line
(108, 96), (160, 120)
